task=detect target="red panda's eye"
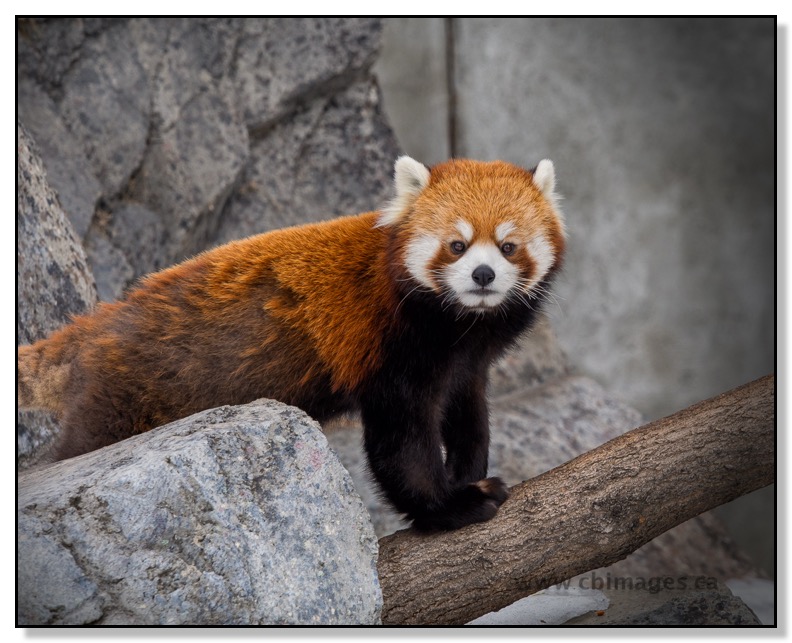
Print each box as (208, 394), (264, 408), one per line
(501, 242), (516, 256)
(450, 241), (467, 254)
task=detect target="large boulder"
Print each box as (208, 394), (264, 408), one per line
(17, 400), (381, 625)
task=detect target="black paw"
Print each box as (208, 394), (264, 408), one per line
(412, 477), (510, 532)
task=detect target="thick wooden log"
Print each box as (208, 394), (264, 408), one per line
(378, 374), (775, 625)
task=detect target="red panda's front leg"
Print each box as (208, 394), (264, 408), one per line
(441, 368), (491, 486)
(360, 391), (508, 531)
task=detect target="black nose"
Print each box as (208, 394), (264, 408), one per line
(471, 264), (495, 287)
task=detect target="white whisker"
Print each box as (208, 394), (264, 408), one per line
(395, 283), (426, 315)
(451, 316), (478, 346)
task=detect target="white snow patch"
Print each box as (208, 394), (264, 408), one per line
(467, 586), (609, 626)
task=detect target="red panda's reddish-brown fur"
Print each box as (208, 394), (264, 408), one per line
(20, 212), (396, 453)
(18, 156), (565, 531)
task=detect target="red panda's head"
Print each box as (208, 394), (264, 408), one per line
(377, 156), (566, 312)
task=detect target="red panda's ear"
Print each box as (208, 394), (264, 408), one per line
(376, 156), (431, 227)
(532, 159), (556, 199)
(533, 159), (566, 236)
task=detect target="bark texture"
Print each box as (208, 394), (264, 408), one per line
(377, 374), (775, 625)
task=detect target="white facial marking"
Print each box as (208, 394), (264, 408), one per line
(526, 234), (555, 286)
(405, 234), (441, 290)
(443, 241), (519, 309)
(455, 219), (474, 243)
(495, 221), (516, 242)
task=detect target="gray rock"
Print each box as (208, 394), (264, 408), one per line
(82, 227), (135, 302)
(17, 18), (396, 292)
(16, 78), (102, 239)
(213, 78), (400, 245)
(16, 410), (61, 471)
(16, 18), (86, 89)
(104, 202), (170, 276)
(234, 18), (382, 131)
(16, 121), (98, 343)
(17, 400), (381, 626)
(489, 374), (644, 484)
(488, 314), (572, 397)
(726, 578), (775, 625)
(372, 18), (451, 166)
(147, 19), (239, 132)
(57, 21), (151, 196)
(129, 74), (249, 260)
(564, 577), (761, 625)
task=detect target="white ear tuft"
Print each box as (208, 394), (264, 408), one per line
(376, 156), (431, 227)
(533, 159), (556, 198)
(534, 159), (566, 237)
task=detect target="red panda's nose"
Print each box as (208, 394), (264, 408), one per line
(472, 264), (496, 287)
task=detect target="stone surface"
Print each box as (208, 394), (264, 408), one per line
(17, 400), (381, 626)
(212, 78), (400, 245)
(17, 18), (396, 300)
(489, 374), (643, 484)
(326, 421), (409, 537)
(16, 78), (102, 239)
(488, 315), (572, 397)
(128, 19), (249, 261)
(234, 18), (382, 131)
(82, 227), (135, 302)
(16, 410), (61, 471)
(57, 20), (151, 197)
(563, 577), (761, 625)
(16, 121), (98, 344)
(726, 578), (775, 625)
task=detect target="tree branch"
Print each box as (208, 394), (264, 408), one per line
(377, 374), (775, 625)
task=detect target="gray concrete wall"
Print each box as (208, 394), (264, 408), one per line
(374, 18), (450, 165)
(374, 17), (775, 577)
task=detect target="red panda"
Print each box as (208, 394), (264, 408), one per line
(17, 156), (565, 531)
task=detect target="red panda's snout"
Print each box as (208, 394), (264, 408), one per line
(436, 247), (508, 310)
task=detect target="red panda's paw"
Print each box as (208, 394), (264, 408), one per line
(472, 477), (510, 505)
(411, 477), (509, 532)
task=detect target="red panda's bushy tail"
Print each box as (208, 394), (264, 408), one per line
(17, 329), (79, 415)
